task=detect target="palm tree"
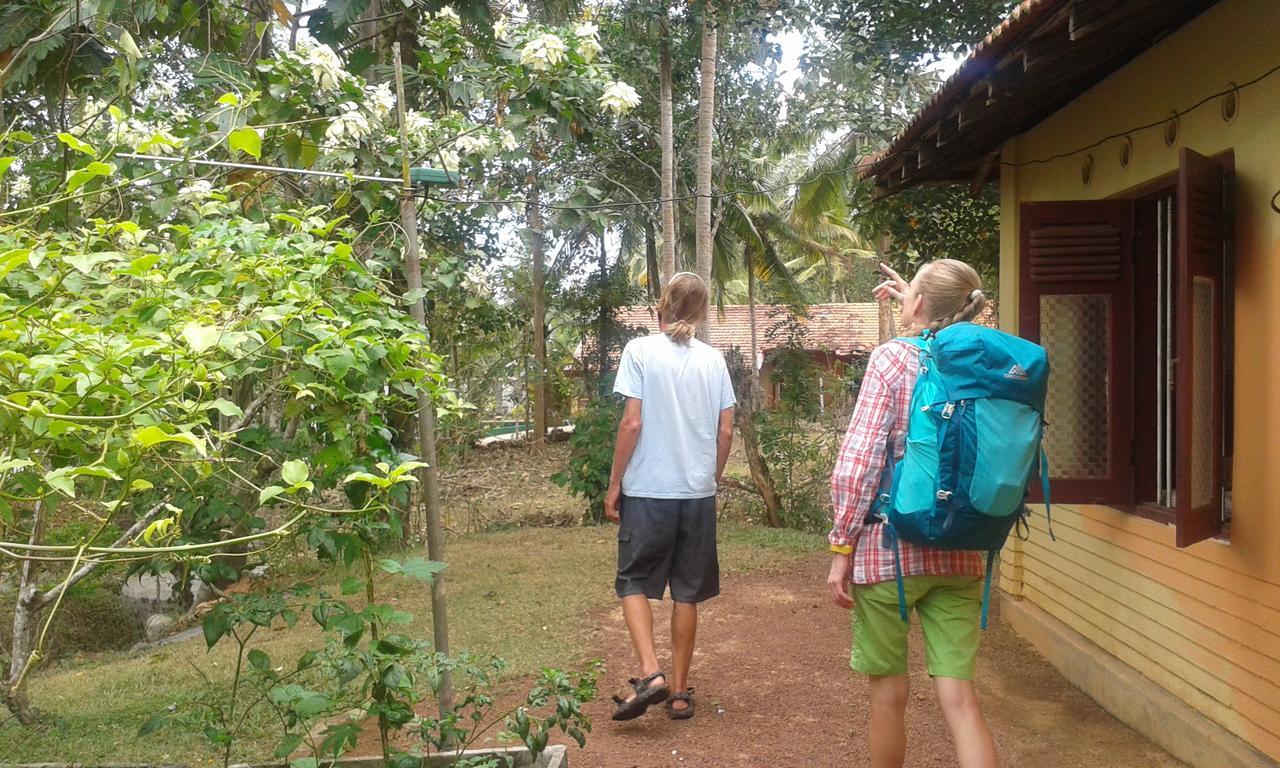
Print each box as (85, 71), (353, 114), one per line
(693, 0), (717, 340)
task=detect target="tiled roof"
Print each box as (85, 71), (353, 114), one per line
(579, 303), (999, 365)
(590, 303), (893, 360)
(860, 0), (1222, 191)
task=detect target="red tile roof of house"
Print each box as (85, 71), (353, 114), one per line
(603, 303), (892, 359)
(578, 303), (998, 365)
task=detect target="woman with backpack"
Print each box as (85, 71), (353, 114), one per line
(828, 259), (1001, 768)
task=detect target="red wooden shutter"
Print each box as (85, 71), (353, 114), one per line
(1019, 200), (1134, 506)
(1174, 148), (1225, 547)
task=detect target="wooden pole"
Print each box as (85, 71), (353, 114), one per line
(392, 43), (453, 714)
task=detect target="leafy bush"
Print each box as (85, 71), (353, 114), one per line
(553, 397), (622, 525)
(756, 315), (843, 532)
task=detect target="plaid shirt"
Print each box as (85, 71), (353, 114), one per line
(829, 340), (985, 585)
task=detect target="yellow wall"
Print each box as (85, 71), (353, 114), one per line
(996, 0), (1280, 759)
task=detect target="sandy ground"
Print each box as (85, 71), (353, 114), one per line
(571, 553), (1184, 768)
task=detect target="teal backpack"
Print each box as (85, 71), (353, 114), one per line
(870, 322), (1052, 629)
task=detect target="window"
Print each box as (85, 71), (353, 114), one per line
(1019, 148), (1233, 547)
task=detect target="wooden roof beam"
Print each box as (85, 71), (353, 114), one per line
(1070, 0), (1163, 41)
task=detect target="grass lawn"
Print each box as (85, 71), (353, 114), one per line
(0, 524), (819, 765)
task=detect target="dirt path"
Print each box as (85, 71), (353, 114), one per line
(572, 553), (1184, 768)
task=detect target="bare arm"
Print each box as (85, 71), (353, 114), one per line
(604, 398), (643, 522)
(715, 407), (734, 484)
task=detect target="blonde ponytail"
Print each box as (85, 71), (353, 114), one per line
(914, 259), (987, 334)
(657, 272), (708, 346)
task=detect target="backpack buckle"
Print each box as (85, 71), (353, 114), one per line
(936, 489), (953, 502)
(941, 402), (956, 420)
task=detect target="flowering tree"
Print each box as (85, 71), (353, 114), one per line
(0, 1), (637, 724)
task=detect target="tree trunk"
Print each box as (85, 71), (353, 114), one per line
(597, 230), (610, 394)
(242, 0), (274, 62)
(4, 501), (44, 724)
(694, 0), (718, 341)
(877, 234), (896, 343)
(644, 218), (660, 300)
(658, 7), (677, 287)
(747, 261), (761, 405)
(5, 500), (168, 723)
(529, 156), (548, 450)
(725, 354), (782, 527)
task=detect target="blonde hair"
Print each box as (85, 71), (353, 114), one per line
(657, 272), (708, 345)
(914, 259), (988, 334)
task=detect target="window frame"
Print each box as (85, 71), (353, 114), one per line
(1017, 149), (1234, 547)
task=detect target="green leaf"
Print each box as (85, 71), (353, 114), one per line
(202, 609), (230, 649)
(0, 249), (30, 279)
(247, 649), (270, 672)
(208, 398), (244, 418)
(259, 485), (286, 505)
(273, 733), (304, 759)
(217, 92), (241, 107)
(340, 576), (364, 595)
(57, 132), (97, 157)
(293, 693), (331, 719)
(291, 758), (319, 768)
(0, 457), (34, 474)
(117, 29), (142, 61)
(181, 321), (219, 353)
(132, 426), (208, 457)
(281, 459), (308, 486)
(130, 478), (154, 491)
(399, 557), (447, 583)
(0, 157), (13, 177)
(66, 161), (115, 193)
(43, 469), (76, 498)
(228, 126), (262, 160)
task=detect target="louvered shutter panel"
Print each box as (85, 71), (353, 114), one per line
(1174, 148), (1226, 547)
(1020, 201), (1134, 505)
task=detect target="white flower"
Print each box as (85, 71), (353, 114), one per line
(9, 174), (30, 200)
(454, 133), (491, 155)
(499, 129), (518, 152)
(110, 113), (184, 155)
(493, 16), (511, 40)
(405, 111), (433, 144)
(520, 33), (567, 71)
(366, 83), (395, 121)
(302, 42), (348, 92)
(325, 105), (373, 143)
(463, 264), (492, 297)
(577, 35), (602, 63)
(574, 22), (598, 39)
(178, 180), (213, 201)
(435, 6), (460, 24)
(598, 81), (640, 116)
(436, 148), (460, 171)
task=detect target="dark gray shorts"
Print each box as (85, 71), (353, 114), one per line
(616, 494), (719, 604)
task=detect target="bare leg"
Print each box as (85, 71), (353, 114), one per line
(869, 674), (909, 768)
(669, 601), (698, 711)
(620, 594), (664, 696)
(934, 677), (998, 768)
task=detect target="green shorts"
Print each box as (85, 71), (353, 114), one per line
(850, 575), (983, 680)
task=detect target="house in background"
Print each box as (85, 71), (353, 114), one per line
(580, 303), (890, 410)
(864, 0), (1279, 765)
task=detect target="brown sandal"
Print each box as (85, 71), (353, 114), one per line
(665, 688), (694, 720)
(611, 671), (669, 721)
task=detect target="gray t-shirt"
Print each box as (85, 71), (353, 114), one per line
(612, 333), (737, 499)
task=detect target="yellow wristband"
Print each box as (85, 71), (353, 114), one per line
(829, 544), (853, 555)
